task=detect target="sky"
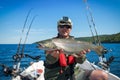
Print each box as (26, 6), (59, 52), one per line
(0, 0), (120, 44)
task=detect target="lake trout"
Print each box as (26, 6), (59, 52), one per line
(38, 38), (104, 56)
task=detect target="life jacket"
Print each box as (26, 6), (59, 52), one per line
(59, 50), (75, 67)
(44, 50), (76, 80)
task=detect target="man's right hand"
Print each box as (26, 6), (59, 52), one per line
(74, 49), (90, 64)
(45, 49), (60, 58)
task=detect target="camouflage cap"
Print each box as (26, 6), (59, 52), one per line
(57, 16), (72, 27)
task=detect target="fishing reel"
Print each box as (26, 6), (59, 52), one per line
(0, 64), (13, 76)
(98, 54), (114, 71)
(12, 53), (24, 62)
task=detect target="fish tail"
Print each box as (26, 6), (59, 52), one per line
(94, 46), (104, 56)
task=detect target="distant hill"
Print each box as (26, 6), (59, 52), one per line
(75, 32), (120, 43)
(35, 32), (120, 44)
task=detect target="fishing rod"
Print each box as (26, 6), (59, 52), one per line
(86, 12), (97, 44)
(83, 0), (109, 53)
(13, 15), (37, 62)
(11, 14), (38, 78)
(83, 0), (101, 46)
(0, 10), (33, 75)
(0, 10), (39, 77)
(16, 8), (33, 54)
(82, 0), (115, 71)
(13, 9), (33, 63)
(21, 15), (37, 55)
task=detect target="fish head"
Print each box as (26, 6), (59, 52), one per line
(38, 43), (46, 49)
(37, 39), (57, 50)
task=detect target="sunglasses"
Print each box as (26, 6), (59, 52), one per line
(59, 25), (72, 29)
(59, 21), (71, 24)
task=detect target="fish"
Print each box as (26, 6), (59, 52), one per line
(37, 38), (104, 56)
(37, 39), (57, 50)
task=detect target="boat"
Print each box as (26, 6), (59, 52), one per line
(12, 61), (45, 80)
(11, 59), (120, 80)
(76, 59), (120, 80)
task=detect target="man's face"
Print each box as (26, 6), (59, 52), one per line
(58, 25), (72, 38)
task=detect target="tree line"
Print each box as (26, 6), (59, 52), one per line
(75, 32), (120, 43)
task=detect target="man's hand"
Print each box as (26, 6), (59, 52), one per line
(45, 49), (60, 58)
(72, 49), (90, 57)
(74, 49), (91, 63)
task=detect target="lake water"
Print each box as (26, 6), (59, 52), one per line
(0, 43), (120, 80)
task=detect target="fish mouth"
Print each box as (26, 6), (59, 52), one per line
(38, 43), (45, 48)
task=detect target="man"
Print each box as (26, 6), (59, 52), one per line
(44, 16), (108, 80)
